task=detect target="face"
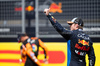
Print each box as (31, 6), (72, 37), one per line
(20, 36), (25, 42)
(70, 23), (78, 30)
(20, 36), (29, 42)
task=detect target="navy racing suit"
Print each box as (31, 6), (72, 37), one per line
(47, 14), (96, 66)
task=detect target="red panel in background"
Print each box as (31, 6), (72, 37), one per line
(0, 50), (20, 54)
(0, 59), (19, 63)
(39, 51), (65, 63)
(0, 50), (65, 63)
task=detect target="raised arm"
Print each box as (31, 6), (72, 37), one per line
(44, 8), (72, 40)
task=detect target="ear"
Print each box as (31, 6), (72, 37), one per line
(75, 24), (79, 28)
(21, 36), (23, 40)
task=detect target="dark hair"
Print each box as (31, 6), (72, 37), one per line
(78, 25), (83, 29)
(17, 33), (28, 41)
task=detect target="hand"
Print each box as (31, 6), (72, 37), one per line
(43, 59), (48, 64)
(44, 8), (50, 16)
(19, 59), (22, 64)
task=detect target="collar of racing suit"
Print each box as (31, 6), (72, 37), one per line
(78, 29), (83, 31)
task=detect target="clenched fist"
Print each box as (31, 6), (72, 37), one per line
(44, 8), (50, 16)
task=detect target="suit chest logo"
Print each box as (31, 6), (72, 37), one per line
(32, 44), (37, 52)
(74, 39), (90, 56)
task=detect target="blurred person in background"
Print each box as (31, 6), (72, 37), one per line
(18, 33), (48, 66)
(44, 8), (95, 66)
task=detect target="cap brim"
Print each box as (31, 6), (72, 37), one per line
(67, 21), (74, 25)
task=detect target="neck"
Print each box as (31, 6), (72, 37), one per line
(75, 28), (78, 30)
